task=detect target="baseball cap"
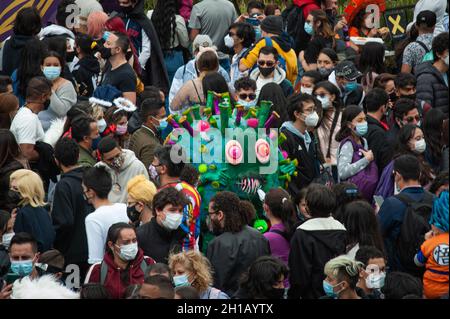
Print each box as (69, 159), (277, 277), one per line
(192, 35), (215, 54)
(416, 10), (437, 28)
(335, 61), (362, 81)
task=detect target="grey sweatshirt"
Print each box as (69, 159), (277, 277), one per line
(38, 81), (77, 131)
(337, 138), (370, 181)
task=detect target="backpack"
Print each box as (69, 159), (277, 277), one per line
(338, 137), (379, 202)
(100, 260), (149, 285)
(283, 4), (309, 55)
(395, 191), (434, 276)
(264, 37), (287, 72)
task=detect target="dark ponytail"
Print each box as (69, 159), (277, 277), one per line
(264, 188), (297, 239)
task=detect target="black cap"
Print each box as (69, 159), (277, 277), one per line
(335, 61), (362, 81)
(416, 10), (437, 28)
(260, 15), (283, 36)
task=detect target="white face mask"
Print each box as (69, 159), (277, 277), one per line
(414, 139), (427, 154)
(365, 272), (386, 289)
(1, 232), (14, 250)
(305, 111), (320, 127)
(317, 95), (331, 110)
(300, 86), (314, 95)
(444, 55), (449, 66)
(97, 119), (107, 133)
(116, 242), (138, 261)
(224, 34), (234, 48)
(162, 212), (183, 230)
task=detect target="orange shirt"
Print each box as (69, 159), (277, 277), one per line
(416, 233), (449, 299)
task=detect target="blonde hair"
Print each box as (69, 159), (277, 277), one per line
(10, 169), (46, 207)
(92, 105), (104, 121)
(126, 175), (157, 206)
(324, 256), (364, 288)
(168, 251), (213, 293)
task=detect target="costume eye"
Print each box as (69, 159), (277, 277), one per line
(255, 139), (270, 164)
(225, 140), (243, 165)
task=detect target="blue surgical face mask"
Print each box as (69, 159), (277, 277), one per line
(238, 99), (257, 110)
(92, 136), (101, 151)
(254, 27), (262, 40)
(10, 259), (34, 276)
(355, 121), (368, 137)
(323, 280), (343, 298)
(158, 119), (168, 131)
(304, 22), (314, 35)
(173, 274), (190, 287)
(345, 81), (358, 92)
(43, 66), (61, 81)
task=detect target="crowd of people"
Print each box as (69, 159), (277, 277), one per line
(0, 0), (448, 300)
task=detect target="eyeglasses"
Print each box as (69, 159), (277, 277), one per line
(238, 93), (256, 100)
(404, 115), (420, 123)
(257, 60), (275, 67)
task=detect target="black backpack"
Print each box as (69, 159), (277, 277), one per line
(395, 191), (434, 276)
(283, 4), (310, 55)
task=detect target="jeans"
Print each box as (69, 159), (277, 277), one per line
(164, 50), (184, 88)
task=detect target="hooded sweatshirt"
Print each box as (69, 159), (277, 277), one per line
(1, 35), (35, 76)
(85, 249), (155, 299)
(288, 216), (347, 299)
(72, 55), (101, 98)
(241, 34), (298, 85)
(280, 121), (320, 198)
(95, 149), (149, 204)
(250, 65), (293, 97)
(415, 62), (449, 115)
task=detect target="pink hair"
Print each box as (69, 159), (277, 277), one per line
(87, 11), (109, 40)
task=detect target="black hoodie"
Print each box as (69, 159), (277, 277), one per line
(117, 0), (170, 93)
(288, 217), (347, 299)
(1, 35), (34, 76)
(72, 55), (101, 98)
(52, 167), (94, 266)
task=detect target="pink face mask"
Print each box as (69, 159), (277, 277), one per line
(116, 123), (128, 135)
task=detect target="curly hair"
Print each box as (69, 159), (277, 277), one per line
(168, 251), (213, 293)
(210, 191), (246, 233)
(239, 256), (289, 299)
(151, 0), (178, 50)
(152, 187), (189, 216)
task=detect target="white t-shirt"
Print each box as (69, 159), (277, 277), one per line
(10, 107), (44, 145)
(85, 203), (129, 264)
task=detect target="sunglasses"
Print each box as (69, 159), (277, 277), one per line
(238, 93), (256, 100)
(404, 115), (420, 123)
(257, 60), (275, 67)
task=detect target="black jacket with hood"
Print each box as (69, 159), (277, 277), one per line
(366, 114), (394, 172)
(0, 160), (24, 211)
(1, 35), (34, 76)
(72, 55), (100, 98)
(415, 61), (449, 115)
(280, 122), (321, 199)
(288, 216), (346, 299)
(117, 0), (170, 94)
(52, 167), (94, 266)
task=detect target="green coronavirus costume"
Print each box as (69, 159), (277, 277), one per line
(165, 92), (298, 252)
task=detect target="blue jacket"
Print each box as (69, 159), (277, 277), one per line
(14, 205), (55, 253)
(377, 186), (428, 271)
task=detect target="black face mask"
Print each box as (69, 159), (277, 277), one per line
(99, 46), (112, 60)
(401, 93), (416, 100)
(259, 66), (275, 77)
(66, 51), (76, 63)
(389, 92), (397, 103)
(43, 99), (51, 110)
(127, 205), (141, 223)
(267, 288), (285, 299)
(7, 190), (22, 206)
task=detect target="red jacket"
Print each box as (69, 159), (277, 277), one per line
(86, 248), (155, 299)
